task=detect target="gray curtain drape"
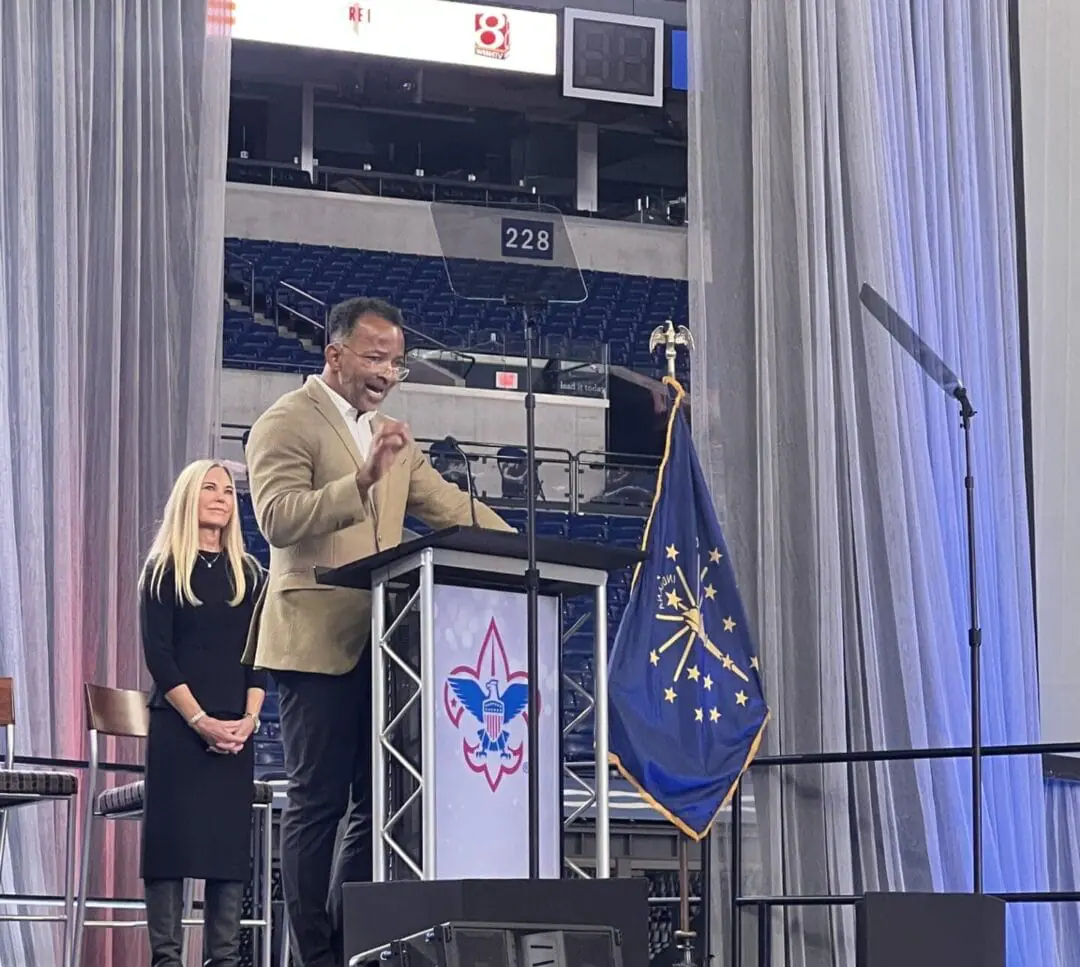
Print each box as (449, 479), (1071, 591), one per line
(690, 1), (1050, 964)
(0, 2), (229, 964)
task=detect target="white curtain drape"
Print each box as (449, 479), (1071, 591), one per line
(1018, 1), (1080, 959)
(690, 1), (1052, 964)
(0, 2), (229, 964)
(1021, 0), (1080, 753)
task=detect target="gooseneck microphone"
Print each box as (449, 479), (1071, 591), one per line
(444, 435), (478, 528)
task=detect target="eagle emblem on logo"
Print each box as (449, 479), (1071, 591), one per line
(443, 618), (534, 791)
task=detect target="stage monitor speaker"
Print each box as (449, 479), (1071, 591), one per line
(355, 922), (624, 967)
(342, 879), (648, 967)
(400, 923), (515, 967)
(520, 926), (623, 967)
(856, 892), (1005, 967)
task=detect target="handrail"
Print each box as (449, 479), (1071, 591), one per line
(219, 424), (249, 449)
(217, 423), (658, 516)
(277, 280), (326, 314)
(225, 157), (685, 225)
(313, 162), (541, 197)
(542, 337), (612, 371)
(416, 437), (574, 507)
(401, 329), (477, 370)
(224, 249), (254, 274)
(219, 425), (643, 476)
(274, 281), (328, 336)
(223, 249), (256, 314)
(416, 437), (573, 463)
(269, 280), (478, 374)
(577, 449), (660, 466)
(311, 163), (555, 211)
(277, 301), (326, 334)
(461, 334), (508, 356)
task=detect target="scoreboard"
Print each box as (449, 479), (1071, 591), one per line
(231, 0), (682, 107)
(562, 8), (665, 107)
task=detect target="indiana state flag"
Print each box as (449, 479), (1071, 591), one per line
(608, 379), (770, 839)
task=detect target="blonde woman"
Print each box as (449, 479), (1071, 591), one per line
(139, 460), (266, 967)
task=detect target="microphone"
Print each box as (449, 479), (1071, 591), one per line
(444, 435), (478, 528)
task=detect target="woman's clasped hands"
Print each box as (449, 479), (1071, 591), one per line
(193, 715), (255, 755)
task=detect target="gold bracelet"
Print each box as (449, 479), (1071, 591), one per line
(188, 710), (206, 726)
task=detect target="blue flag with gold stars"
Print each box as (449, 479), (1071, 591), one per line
(608, 379), (769, 840)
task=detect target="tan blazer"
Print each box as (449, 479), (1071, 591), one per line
(243, 379), (512, 675)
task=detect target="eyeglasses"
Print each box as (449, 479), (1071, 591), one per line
(334, 344), (410, 382)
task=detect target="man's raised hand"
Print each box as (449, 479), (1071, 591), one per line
(358, 419), (411, 492)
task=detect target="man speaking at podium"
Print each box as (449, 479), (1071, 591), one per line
(244, 297), (510, 967)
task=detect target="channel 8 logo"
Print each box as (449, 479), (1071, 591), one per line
(474, 11), (511, 60)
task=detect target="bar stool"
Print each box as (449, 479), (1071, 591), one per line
(0, 677), (79, 966)
(71, 684), (274, 967)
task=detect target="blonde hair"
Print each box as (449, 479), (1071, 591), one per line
(141, 459), (258, 607)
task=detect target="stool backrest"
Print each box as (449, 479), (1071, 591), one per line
(0, 678), (12, 728)
(84, 684), (150, 738)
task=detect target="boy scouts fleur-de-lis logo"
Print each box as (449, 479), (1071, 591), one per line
(443, 617), (538, 792)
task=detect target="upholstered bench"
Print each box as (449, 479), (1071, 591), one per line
(0, 767), (78, 804)
(96, 777), (274, 817)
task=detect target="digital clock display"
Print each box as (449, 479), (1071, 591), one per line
(563, 9), (664, 107)
(570, 19), (656, 97)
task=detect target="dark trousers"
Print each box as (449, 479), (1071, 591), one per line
(145, 878), (244, 967)
(277, 658), (373, 967)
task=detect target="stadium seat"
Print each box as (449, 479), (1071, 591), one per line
(222, 239), (690, 383)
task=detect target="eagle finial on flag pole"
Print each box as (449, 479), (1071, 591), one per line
(649, 319), (694, 381)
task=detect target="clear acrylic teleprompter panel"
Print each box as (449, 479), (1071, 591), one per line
(431, 202), (589, 306)
(859, 283), (962, 397)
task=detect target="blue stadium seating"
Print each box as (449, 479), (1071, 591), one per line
(223, 299), (320, 371)
(223, 239), (690, 380)
(242, 495), (644, 773)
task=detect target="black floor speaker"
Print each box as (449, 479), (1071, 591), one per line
(856, 892), (1006, 967)
(342, 878), (650, 967)
(357, 921), (625, 967)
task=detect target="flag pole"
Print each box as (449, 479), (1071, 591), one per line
(649, 320), (699, 967)
(675, 835), (697, 967)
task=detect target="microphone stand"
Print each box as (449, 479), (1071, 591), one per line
(444, 435), (479, 528)
(956, 386), (983, 893)
(856, 283), (984, 892)
(522, 302), (541, 879)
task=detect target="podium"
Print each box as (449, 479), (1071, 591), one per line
(318, 526), (642, 883)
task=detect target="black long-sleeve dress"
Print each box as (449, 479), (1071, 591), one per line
(139, 554), (267, 882)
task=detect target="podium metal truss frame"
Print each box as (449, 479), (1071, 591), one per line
(370, 545), (612, 881)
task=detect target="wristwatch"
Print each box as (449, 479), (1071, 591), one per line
(244, 712), (261, 732)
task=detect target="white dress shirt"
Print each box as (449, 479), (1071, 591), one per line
(309, 375), (375, 460)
